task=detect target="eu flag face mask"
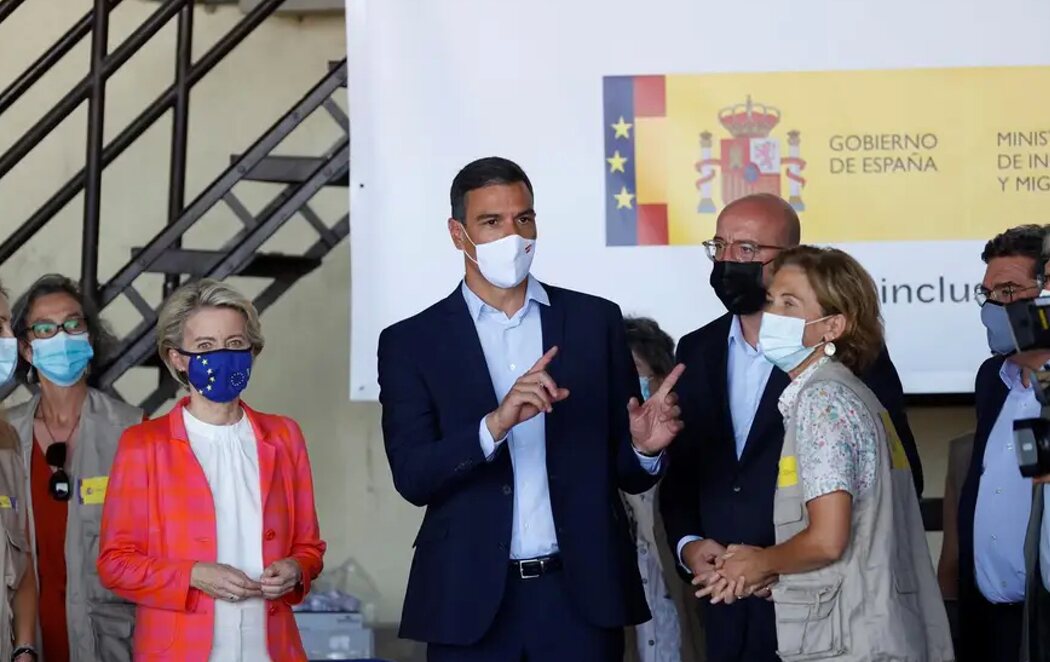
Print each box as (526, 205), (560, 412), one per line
(31, 333), (93, 387)
(178, 348), (253, 403)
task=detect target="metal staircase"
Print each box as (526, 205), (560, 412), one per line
(0, 0), (349, 413)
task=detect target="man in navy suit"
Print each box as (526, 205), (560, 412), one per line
(958, 224), (1050, 662)
(659, 193), (923, 662)
(378, 156), (685, 661)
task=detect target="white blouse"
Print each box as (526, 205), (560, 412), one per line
(183, 409), (270, 662)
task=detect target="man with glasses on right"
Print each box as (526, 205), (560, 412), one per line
(959, 224), (1050, 662)
(659, 193), (922, 662)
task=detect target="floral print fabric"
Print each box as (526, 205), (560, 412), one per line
(779, 357), (878, 503)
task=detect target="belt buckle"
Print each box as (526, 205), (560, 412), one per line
(518, 559), (542, 579)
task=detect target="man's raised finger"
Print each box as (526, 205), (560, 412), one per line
(527, 346), (559, 374)
(656, 364), (685, 396)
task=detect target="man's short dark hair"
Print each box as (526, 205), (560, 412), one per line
(624, 317), (675, 379)
(981, 224), (1047, 263)
(450, 157), (534, 222)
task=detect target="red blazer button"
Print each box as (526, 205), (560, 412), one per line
(268, 603), (278, 615)
(265, 529), (276, 541)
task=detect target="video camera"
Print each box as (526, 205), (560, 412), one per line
(1008, 253), (1050, 477)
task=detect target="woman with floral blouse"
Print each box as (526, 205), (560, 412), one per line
(699, 246), (953, 661)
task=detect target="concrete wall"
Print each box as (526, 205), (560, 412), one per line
(0, 0), (975, 628)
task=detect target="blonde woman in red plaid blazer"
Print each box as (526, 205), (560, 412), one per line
(97, 279), (326, 661)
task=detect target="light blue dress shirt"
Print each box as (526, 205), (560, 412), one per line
(676, 315), (774, 567)
(974, 360), (1037, 603)
(463, 277), (662, 560)
(726, 315), (775, 460)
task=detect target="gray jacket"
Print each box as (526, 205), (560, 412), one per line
(774, 360), (954, 661)
(0, 424), (28, 662)
(8, 388), (142, 662)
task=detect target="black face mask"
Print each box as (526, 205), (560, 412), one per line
(709, 260), (767, 315)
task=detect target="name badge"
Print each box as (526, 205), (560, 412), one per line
(0, 496), (17, 510)
(777, 455), (799, 488)
(79, 476), (109, 505)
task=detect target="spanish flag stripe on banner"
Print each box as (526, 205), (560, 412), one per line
(603, 76), (671, 246)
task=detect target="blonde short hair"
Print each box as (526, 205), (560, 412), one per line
(771, 246), (884, 375)
(157, 279), (265, 387)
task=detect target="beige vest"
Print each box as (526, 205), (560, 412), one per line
(773, 360), (953, 662)
(8, 388), (142, 662)
(0, 424), (28, 660)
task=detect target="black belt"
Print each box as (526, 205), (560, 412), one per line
(509, 554), (562, 579)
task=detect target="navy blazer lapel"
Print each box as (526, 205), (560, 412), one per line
(540, 286), (566, 440)
(739, 368), (790, 467)
(708, 315), (736, 455)
(441, 287), (499, 413)
(973, 383), (1009, 462)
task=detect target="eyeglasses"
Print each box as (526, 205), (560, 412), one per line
(974, 284), (1039, 307)
(702, 239), (785, 263)
(45, 443), (71, 501)
(28, 317), (87, 339)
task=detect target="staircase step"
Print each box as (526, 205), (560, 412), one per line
(129, 248), (322, 279)
(230, 154), (349, 186)
(328, 60), (347, 86)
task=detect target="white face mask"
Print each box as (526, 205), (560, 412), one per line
(759, 312), (832, 373)
(461, 229), (536, 289)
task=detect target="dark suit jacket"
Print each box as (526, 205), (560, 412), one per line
(958, 354), (1012, 662)
(659, 313), (923, 660)
(378, 284), (657, 645)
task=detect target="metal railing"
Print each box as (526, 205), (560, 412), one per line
(0, 0), (285, 303)
(1, 1), (350, 409)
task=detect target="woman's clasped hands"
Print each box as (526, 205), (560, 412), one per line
(691, 544), (778, 604)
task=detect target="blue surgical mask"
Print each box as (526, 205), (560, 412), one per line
(980, 301), (1017, 356)
(178, 348), (253, 403)
(639, 377), (652, 401)
(0, 337), (17, 387)
(31, 333), (94, 387)
(759, 312), (831, 373)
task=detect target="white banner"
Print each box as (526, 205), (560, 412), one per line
(347, 0), (1050, 400)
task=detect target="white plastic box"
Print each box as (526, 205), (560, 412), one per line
(295, 612), (375, 660)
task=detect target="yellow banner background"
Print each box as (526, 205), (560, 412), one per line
(633, 66), (1050, 245)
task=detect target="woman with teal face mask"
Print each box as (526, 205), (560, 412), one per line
(697, 247), (953, 662)
(8, 274), (144, 662)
